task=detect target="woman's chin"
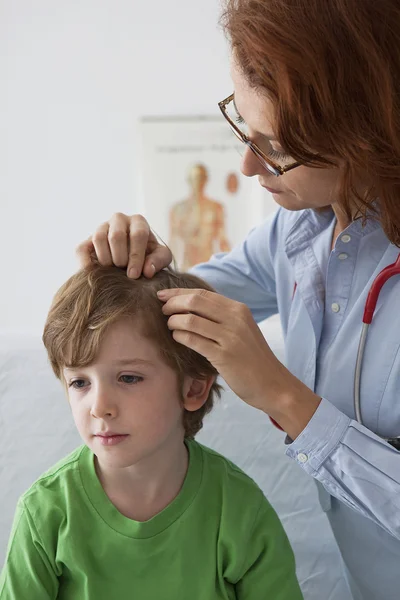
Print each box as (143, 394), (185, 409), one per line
(271, 192), (306, 211)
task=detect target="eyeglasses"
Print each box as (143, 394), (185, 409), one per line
(218, 93), (301, 177)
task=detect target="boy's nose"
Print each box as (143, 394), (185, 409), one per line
(90, 388), (117, 419)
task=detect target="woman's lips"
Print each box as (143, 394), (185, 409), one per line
(262, 185), (282, 194)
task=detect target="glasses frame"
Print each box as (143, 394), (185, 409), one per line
(218, 93), (301, 177)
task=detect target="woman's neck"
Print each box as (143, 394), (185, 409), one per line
(331, 203), (352, 250)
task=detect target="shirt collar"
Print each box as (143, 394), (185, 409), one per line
(285, 207), (382, 260)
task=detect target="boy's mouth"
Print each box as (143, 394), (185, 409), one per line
(95, 432), (129, 446)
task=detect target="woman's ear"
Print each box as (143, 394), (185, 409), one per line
(182, 375), (216, 412)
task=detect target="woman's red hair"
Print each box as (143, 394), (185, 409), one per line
(222, 0), (400, 244)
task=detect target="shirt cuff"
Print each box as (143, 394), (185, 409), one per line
(285, 397), (351, 473)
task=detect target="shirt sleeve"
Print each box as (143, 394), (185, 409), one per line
(190, 213), (279, 323)
(0, 500), (59, 600)
(235, 496), (304, 599)
(286, 397), (400, 540)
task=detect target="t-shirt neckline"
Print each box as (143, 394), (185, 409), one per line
(78, 439), (203, 539)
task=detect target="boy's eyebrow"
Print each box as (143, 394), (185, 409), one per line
(64, 358), (155, 371)
(233, 96), (277, 142)
(113, 358), (155, 367)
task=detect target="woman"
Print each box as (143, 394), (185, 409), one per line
(77, 2), (400, 599)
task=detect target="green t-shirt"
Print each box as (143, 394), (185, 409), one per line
(0, 440), (303, 599)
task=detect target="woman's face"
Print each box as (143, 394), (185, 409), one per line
(231, 62), (342, 212)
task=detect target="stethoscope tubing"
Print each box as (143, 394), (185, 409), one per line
(354, 253), (400, 447)
(270, 253), (400, 448)
(354, 322), (369, 425)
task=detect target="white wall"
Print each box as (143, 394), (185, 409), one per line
(1, 0), (276, 334)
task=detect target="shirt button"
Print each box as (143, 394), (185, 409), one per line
(338, 253), (348, 260)
(331, 302), (340, 313)
(341, 234), (351, 243)
(297, 453), (308, 463)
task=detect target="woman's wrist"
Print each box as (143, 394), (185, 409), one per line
(262, 369), (322, 440)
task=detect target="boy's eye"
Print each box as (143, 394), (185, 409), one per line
(69, 379), (88, 389)
(119, 375), (143, 385)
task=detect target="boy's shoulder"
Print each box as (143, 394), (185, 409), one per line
(193, 440), (265, 505)
(21, 445), (86, 507)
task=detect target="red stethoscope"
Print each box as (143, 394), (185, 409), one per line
(269, 253), (400, 450)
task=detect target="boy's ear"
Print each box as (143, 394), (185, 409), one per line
(182, 375), (216, 412)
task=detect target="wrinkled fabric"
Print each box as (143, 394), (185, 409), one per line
(0, 328), (350, 600)
(193, 207), (400, 600)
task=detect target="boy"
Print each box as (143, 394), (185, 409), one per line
(0, 265), (303, 599)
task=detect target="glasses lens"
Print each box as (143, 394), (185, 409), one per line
(227, 120), (244, 143)
(222, 96), (296, 173)
(249, 144), (281, 176)
(224, 98), (251, 140)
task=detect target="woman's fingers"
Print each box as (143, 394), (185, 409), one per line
(107, 213), (130, 267)
(92, 222), (113, 266)
(172, 329), (218, 360)
(75, 237), (95, 269)
(159, 288), (242, 324)
(167, 313), (221, 345)
(141, 228), (173, 278)
(108, 214), (172, 278)
(127, 222), (172, 278)
(76, 213), (172, 278)
(142, 242), (173, 278)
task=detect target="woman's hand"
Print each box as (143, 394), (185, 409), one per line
(76, 213), (172, 278)
(159, 288), (321, 439)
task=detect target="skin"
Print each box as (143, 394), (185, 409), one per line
(63, 319), (214, 521)
(76, 64), (365, 440)
(230, 62), (349, 238)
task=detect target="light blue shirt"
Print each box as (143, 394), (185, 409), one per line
(192, 207), (400, 600)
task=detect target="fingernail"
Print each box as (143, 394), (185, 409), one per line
(157, 290), (167, 298)
(128, 267), (138, 278)
(150, 263), (156, 273)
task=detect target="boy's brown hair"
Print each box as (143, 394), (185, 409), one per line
(43, 265), (222, 438)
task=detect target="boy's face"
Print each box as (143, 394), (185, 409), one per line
(63, 319), (187, 469)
